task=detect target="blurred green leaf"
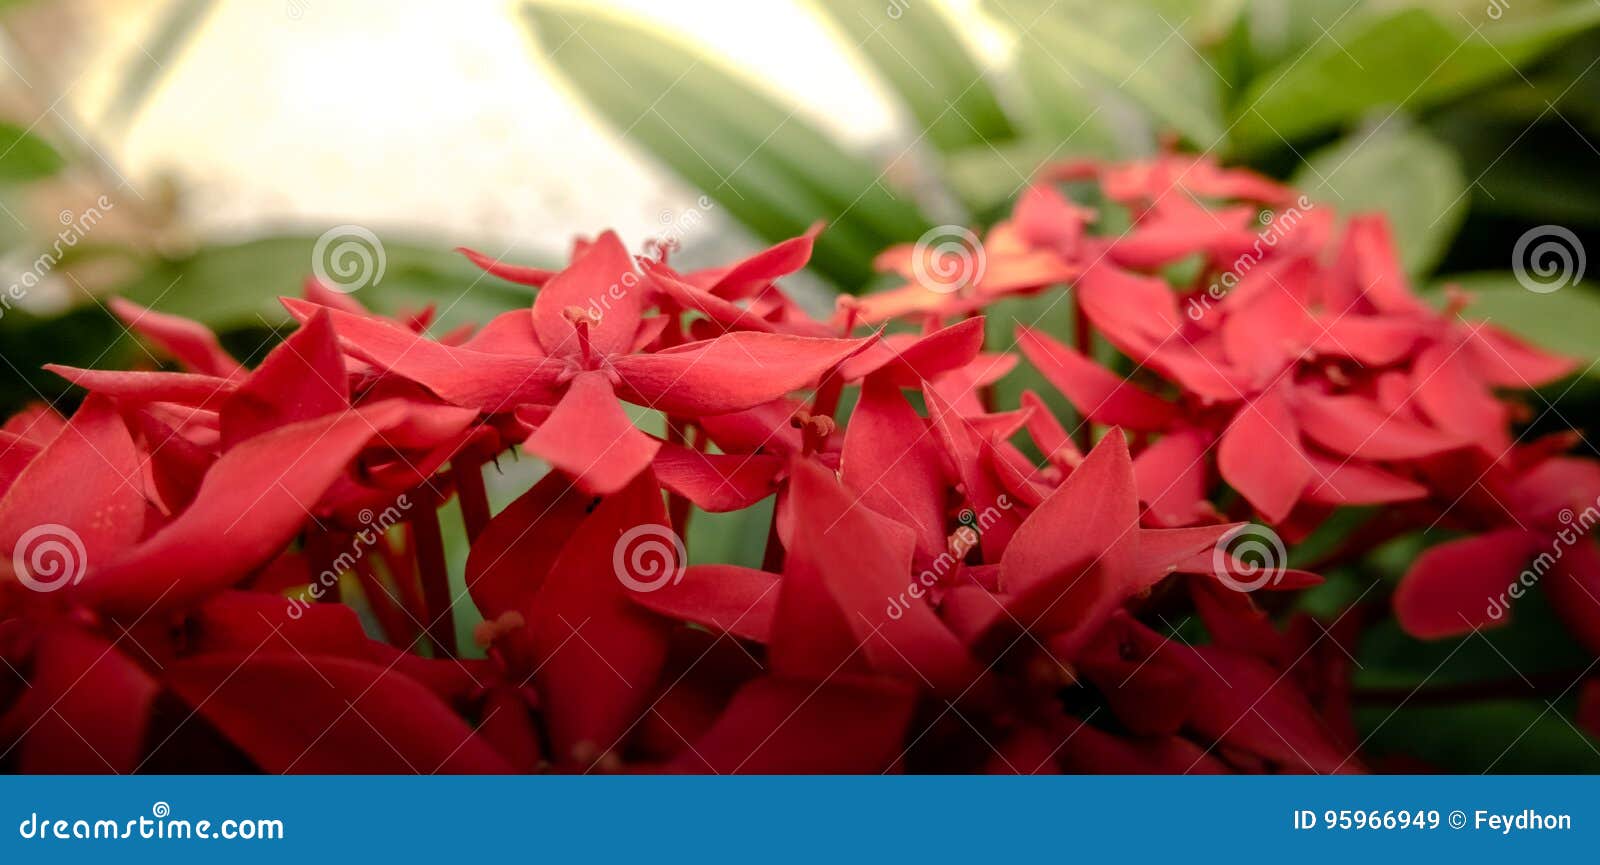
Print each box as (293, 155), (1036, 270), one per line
(0, 122), (63, 182)
(99, 0), (217, 133)
(991, 0), (1228, 149)
(1356, 699), (1600, 772)
(1295, 116), (1466, 276)
(522, 1), (930, 291)
(1434, 272), (1600, 373)
(942, 137), (1115, 218)
(811, 0), (1014, 154)
(1235, 0), (1366, 76)
(1357, 589), (1591, 692)
(1233, 5), (1600, 152)
(113, 234), (531, 333)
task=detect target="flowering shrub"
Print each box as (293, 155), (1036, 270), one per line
(0, 154), (1593, 774)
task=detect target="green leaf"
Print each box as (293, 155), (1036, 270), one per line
(989, 0), (1229, 149)
(522, 1), (930, 291)
(942, 137), (1115, 218)
(112, 234), (531, 333)
(99, 0), (217, 132)
(1233, 4), (1600, 152)
(0, 122), (64, 182)
(1356, 699), (1600, 773)
(1432, 272), (1600, 373)
(811, 0), (1014, 154)
(1295, 116), (1465, 276)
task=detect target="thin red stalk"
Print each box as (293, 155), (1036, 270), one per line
(1071, 290), (1093, 452)
(665, 418), (692, 537)
(411, 495), (458, 659)
(376, 530), (426, 623)
(302, 530), (343, 605)
(453, 458), (491, 543)
(352, 554), (413, 646)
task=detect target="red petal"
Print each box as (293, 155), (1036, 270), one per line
(163, 653), (510, 772)
(531, 230), (642, 357)
(80, 402), (406, 615)
(837, 318), (985, 384)
(1134, 428), (1213, 527)
(521, 372), (659, 496)
(523, 474), (672, 764)
(1393, 529), (1542, 638)
(673, 674), (915, 773)
(1295, 391), (1464, 461)
(456, 246), (556, 287)
(1000, 431), (1140, 645)
(627, 564), (778, 642)
(45, 366), (235, 407)
(1411, 342), (1510, 454)
(1302, 452), (1428, 505)
(652, 442), (780, 512)
(778, 459), (984, 698)
(220, 309), (349, 448)
(1017, 326), (1175, 430)
(0, 395), (143, 576)
(6, 624), (157, 772)
(1218, 386), (1312, 522)
(841, 377), (949, 561)
(613, 332), (869, 416)
(109, 297), (243, 378)
(284, 297), (564, 412)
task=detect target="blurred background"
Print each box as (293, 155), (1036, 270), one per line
(4, 0), (1600, 770)
(3, 0), (1599, 403)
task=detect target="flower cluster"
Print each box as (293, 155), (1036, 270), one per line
(0, 154), (1590, 774)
